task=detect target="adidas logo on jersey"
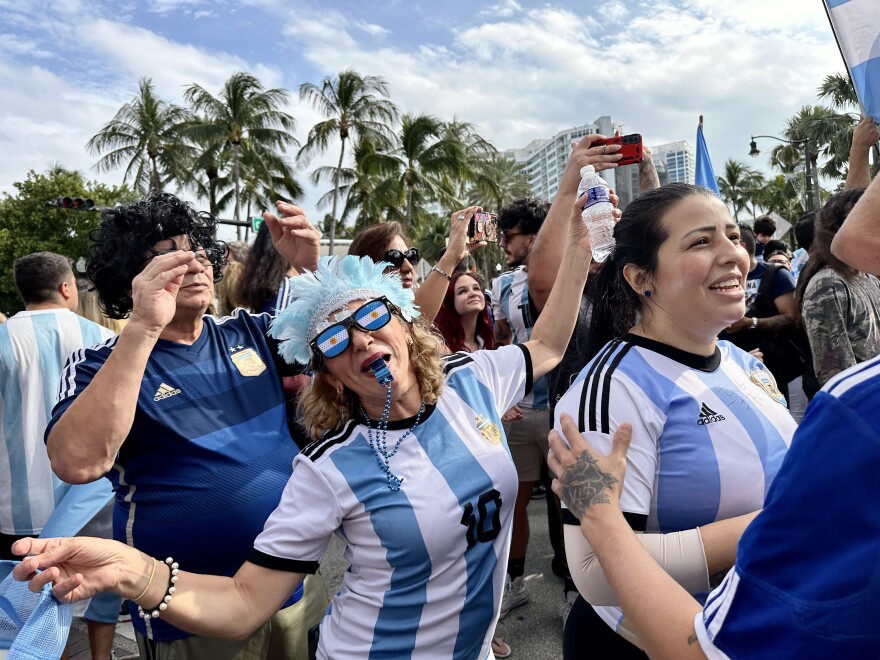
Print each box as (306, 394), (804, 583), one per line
(697, 402), (725, 425)
(154, 383), (182, 401)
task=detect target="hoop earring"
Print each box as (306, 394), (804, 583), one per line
(644, 290), (652, 298)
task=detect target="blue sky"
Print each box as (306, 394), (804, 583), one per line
(0, 0), (845, 227)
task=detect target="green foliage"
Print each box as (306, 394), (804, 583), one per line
(0, 167), (136, 315)
(86, 78), (193, 193)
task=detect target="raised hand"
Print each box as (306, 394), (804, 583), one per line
(569, 134), (624, 174)
(128, 251), (196, 335)
(447, 206), (485, 261)
(548, 413), (632, 520)
(264, 201), (321, 273)
(11, 537), (148, 604)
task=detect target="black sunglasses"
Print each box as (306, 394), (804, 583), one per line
(383, 248), (420, 269)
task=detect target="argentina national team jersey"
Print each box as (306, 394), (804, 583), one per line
(0, 309), (114, 536)
(46, 310), (302, 641)
(554, 334), (796, 633)
(695, 355), (880, 659)
(490, 267), (548, 409)
(250, 344), (530, 659)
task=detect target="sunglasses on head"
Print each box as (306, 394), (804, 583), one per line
(383, 248), (420, 269)
(311, 297), (397, 360)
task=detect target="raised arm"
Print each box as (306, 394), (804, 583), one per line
(47, 251), (196, 484)
(415, 207), (483, 323)
(12, 537), (303, 642)
(529, 135), (621, 310)
(524, 197), (591, 379)
(843, 117), (878, 191)
(832, 159), (880, 275)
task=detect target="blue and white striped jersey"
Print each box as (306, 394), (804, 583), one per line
(46, 310), (303, 641)
(695, 354), (880, 659)
(250, 344), (530, 660)
(555, 334), (796, 632)
(0, 310), (114, 535)
(490, 268), (548, 409)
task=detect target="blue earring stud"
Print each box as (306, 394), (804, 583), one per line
(644, 290), (652, 298)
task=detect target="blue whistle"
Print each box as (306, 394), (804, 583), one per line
(368, 356), (394, 385)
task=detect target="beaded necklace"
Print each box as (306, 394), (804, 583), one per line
(359, 384), (426, 492)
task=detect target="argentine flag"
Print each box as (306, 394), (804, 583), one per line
(824, 0), (880, 121)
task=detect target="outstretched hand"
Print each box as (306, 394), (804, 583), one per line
(11, 537), (145, 604)
(263, 201), (321, 273)
(548, 413), (632, 521)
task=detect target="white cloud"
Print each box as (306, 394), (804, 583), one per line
(0, 0), (851, 228)
(479, 0), (523, 19)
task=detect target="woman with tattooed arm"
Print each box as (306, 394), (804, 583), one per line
(552, 184), (797, 657)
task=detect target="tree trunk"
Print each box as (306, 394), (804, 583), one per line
(405, 167), (414, 231)
(150, 154), (160, 191)
(233, 143), (242, 240)
(329, 138), (346, 256)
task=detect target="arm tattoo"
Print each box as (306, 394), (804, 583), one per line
(561, 448), (619, 519)
(638, 158), (661, 193)
(688, 633), (698, 645)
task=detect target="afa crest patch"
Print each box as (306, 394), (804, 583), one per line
(750, 367), (787, 406)
(474, 415), (501, 444)
(230, 347), (266, 377)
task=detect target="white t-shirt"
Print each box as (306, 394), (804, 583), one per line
(0, 309), (114, 535)
(251, 344), (531, 659)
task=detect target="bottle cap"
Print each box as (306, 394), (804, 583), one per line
(579, 165), (595, 177)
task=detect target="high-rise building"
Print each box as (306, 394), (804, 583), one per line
(504, 116), (637, 205)
(650, 141), (695, 184)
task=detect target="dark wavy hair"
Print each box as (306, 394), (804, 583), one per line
(235, 222), (290, 312)
(795, 188), (864, 309)
(497, 197), (549, 236)
(586, 183), (717, 361)
(87, 191), (227, 319)
(434, 271), (495, 353)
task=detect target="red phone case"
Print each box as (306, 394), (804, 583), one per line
(593, 134), (643, 166)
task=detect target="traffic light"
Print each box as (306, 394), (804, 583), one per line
(45, 196), (96, 210)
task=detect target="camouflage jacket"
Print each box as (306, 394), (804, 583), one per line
(802, 268), (880, 386)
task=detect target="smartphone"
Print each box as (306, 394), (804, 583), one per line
(468, 211), (498, 243)
(593, 133), (643, 166)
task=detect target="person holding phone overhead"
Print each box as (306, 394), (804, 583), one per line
(348, 207), (486, 324)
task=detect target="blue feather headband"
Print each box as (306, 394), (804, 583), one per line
(269, 256), (421, 365)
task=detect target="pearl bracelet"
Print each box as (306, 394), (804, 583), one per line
(137, 557), (179, 620)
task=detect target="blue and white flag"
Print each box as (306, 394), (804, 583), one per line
(824, 0), (880, 121)
(695, 119), (720, 196)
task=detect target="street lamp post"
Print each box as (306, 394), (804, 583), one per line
(749, 135), (819, 213)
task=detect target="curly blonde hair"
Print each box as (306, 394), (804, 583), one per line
(297, 316), (446, 440)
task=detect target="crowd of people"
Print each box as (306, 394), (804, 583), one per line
(1, 119), (880, 660)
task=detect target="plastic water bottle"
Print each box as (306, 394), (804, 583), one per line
(577, 165), (615, 262)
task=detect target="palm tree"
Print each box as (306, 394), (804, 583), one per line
(362, 113), (471, 231)
(717, 159), (760, 221)
(298, 70), (398, 254)
(467, 155), (531, 211)
(183, 72), (298, 236)
(86, 78), (193, 193)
